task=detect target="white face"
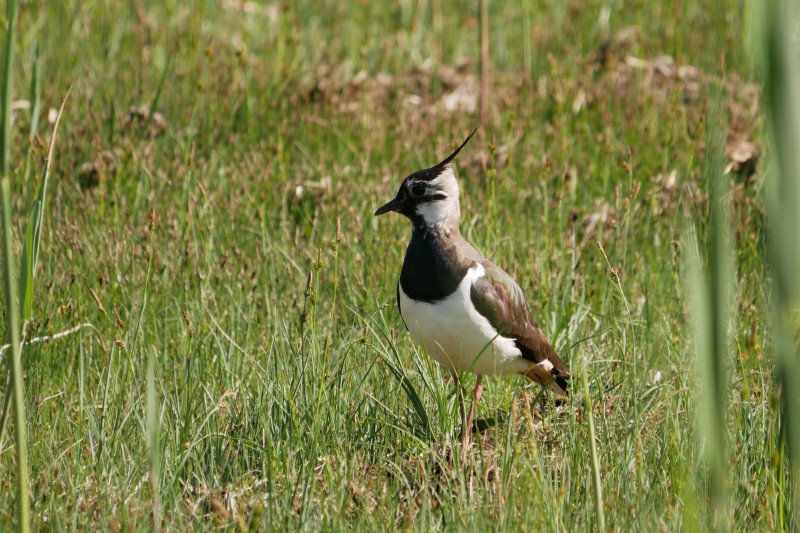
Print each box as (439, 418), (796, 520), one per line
(409, 166), (461, 227)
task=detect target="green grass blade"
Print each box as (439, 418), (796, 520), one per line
(1, 0), (17, 177)
(684, 91), (733, 530)
(17, 199), (38, 323)
(0, 178), (30, 532)
(27, 43), (40, 141)
(582, 367), (605, 532)
(147, 346), (161, 531)
(33, 90), (68, 271)
(761, 0), (800, 524)
(0, 0), (30, 531)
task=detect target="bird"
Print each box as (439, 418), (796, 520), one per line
(374, 129), (570, 451)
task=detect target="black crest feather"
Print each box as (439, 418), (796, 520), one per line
(435, 127), (479, 168)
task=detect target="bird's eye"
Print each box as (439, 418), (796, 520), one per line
(410, 184), (426, 198)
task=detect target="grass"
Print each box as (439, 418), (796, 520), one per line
(0, 0), (791, 530)
(0, 0), (30, 531)
(762, 0), (800, 527)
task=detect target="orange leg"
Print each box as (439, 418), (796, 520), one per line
(461, 375), (483, 456)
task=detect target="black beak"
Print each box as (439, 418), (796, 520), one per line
(374, 197), (402, 216)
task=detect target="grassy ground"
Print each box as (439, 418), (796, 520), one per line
(0, 0), (786, 530)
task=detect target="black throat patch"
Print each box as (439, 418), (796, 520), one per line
(399, 224), (474, 303)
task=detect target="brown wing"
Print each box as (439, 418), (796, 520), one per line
(470, 261), (570, 395)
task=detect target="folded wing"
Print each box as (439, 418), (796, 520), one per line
(469, 261), (570, 395)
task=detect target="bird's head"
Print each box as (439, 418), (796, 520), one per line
(374, 128), (478, 228)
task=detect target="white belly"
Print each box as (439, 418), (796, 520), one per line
(398, 264), (530, 376)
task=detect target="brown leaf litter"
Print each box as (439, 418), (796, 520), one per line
(725, 133), (758, 181)
(78, 150), (117, 190)
(122, 104), (168, 137)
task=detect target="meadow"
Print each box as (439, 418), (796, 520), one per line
(0, 0), (795, 530)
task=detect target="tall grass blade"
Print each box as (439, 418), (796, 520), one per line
(27, 43), (40, 141)
(1, 179), (30, 533)
(582, 367), (605, 531)
(17, 200), (38, 322)
(684, 92), (733, 530)
(147, 346), (161, 531)
(17, 91), (68, 330)
(761, 0), (800, 524)
(479, 0), (489, 127)
(0, 0), (17, 175)
(0, 0), (31, 530)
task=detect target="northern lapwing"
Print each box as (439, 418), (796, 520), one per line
(374, 129), (570, 450)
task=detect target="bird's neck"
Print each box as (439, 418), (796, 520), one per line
(400, 223), (472, 302)
(412, 218), (460, 239)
